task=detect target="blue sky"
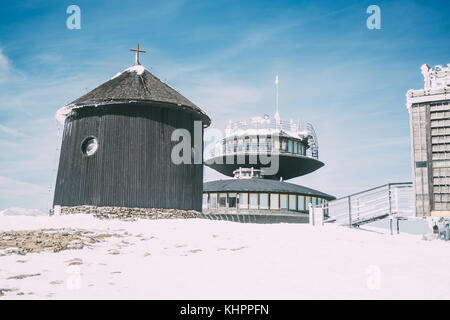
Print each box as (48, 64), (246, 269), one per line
(0, 0), (449, 211)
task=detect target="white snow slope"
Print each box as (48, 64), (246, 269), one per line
(0, 207), (47, 217)
(0, 214), (449, 300)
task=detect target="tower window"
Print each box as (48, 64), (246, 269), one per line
(219, 193), (227, 208)
(289, 194), (297, 211)
(229, 193), (237, 208)
(259, 193), (269, 209)
(270, 193), (279, 210)
(81, 137), (98, 156)
(239, 193), (248, 209)
(280, 194), (288, 210)
(415, 161), (427, 168)
(249, 193), (258, 209)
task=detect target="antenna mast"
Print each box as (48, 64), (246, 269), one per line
(275, 75), (280, 123)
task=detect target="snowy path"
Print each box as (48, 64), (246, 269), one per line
(0, 215), (449, 299)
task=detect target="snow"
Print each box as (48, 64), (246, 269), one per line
(0, 214), (449, 299)
(123, 64), (146, 76)
(110, 64), (146, 80)
(0, 207), (47, 217)
(55, 64), (148, 124)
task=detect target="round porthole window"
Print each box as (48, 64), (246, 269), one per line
(81, 137), (98, 156)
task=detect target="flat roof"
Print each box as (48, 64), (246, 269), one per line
(203, 178), (335, 200)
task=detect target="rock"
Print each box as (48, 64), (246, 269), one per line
(0, 230), (121, 256)
(50, 205), (202, 221)
(7, 273), (41, 280)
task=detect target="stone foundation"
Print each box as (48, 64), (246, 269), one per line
(50, 205), (202, 221)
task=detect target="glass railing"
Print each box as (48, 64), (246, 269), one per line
(206, 142), (311, 159)
(226, 118), (308, 135)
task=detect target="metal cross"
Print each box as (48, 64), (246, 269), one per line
(130, 43), (146, 65)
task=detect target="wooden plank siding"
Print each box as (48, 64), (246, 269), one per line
(53, 103), (204, 211)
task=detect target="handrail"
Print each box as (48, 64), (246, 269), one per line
(332, 182), (413, 201)
(313, 182), (414, 228)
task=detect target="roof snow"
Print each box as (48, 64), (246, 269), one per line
(55, 64), (211, 126)
(110, 64), (146, 80)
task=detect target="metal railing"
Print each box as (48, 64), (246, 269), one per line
(206, 143), (311, 159)
(227, 118), (307, 134)
(218, 118), (319, 159)
(313, 182), (413, 227)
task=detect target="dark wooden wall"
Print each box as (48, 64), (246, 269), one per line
(53, 103), (204, 211)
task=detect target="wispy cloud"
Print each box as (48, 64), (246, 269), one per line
(0, 47), (10, 81)
(0, 48), (8, 71)
(0, 175), (50, 211)
(0, 124), (26, 137)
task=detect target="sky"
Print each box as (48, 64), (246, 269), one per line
(0, 0), (449, 211)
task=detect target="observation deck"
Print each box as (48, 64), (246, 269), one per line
(205, 116), (324, 180)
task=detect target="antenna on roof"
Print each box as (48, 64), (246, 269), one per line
(275, 75), (280, 123)
(130, 43), (146, 65)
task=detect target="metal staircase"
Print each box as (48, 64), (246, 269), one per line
(320, 183), (414, 227)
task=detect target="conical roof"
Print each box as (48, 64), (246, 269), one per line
(56, 65), (211, 126)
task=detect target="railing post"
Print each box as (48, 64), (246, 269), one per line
(388, 184), (392, 216)
(397, 218), (400, 234)
(309, 203), (314, 226)
(348, 196), (352, 227)
(388, 184), (393, 235)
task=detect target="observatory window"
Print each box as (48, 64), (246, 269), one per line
(81, 136), (98, 156)
(251, 138), (258, 151)
(280, 194), (288, 210)
(270, 194), (279, 210)
(312, 197), (317, 206)
(219, 193), (227, 208)
(259, 138), (266, 151)
(267, 137), (272, 152)
(229, 193), (237, 208)
(298, 196), (305, 211)
(202, 194), (208, 209)
(289, 195), (297, 211)
(274, 139), (280, 151)
(293, 141), (298, 154)
(305, 197), (311, 208)
(227, 140), (233, 153)
(239, 193), (248, 209)
(288, 140), (293, 153)
(259, 193), (269, 209)
(237, 139), (244, 152)
(210, 193), (218, 209)
(249, 193), (258, 209)
(281, 140), (287, 152)
(244, 138), (250, 151)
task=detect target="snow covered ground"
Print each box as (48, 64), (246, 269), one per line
(0, 214), (449, 299)
(0, 207), (47, 217)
